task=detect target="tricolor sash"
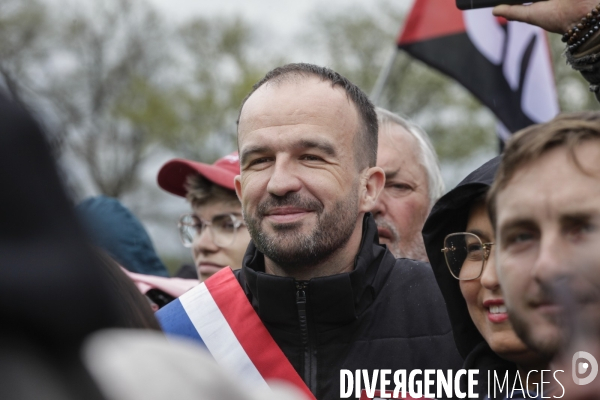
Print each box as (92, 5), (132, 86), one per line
(157, 267), (315, 400)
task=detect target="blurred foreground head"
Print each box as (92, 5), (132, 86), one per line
(0, 86), (312, 400)
(488, 111), (600, 361)
(0, 93), (132, 399)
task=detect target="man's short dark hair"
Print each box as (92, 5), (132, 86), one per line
(237, 63), (378, 169)
(487, 111), (600, 226)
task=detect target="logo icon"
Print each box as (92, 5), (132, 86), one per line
(573, 351), (599, 385)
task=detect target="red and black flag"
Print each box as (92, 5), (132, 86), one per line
(398, 0), (559, 135)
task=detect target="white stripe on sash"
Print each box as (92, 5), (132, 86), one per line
(179, 283), (270, 391)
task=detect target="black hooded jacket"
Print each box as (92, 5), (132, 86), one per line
(422, 157), (517, 399)
(232, 213), (462, 399)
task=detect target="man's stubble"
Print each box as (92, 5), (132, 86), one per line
(244, 179), (360, 272)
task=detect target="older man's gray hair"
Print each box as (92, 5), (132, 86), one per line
(376, 108), (444, 206)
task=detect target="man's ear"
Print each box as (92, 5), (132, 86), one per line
(234, 175), (243, 202)
(359, 166), (385, 213)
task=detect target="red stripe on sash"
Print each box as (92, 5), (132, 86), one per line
(205, 268), (316, 400)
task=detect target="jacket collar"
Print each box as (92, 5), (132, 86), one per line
(240, 213), (393, 326)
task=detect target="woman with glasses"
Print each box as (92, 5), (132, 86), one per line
(422, 157), (545, 399)
(158, 152), (251, 281)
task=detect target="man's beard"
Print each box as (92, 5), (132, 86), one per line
(508, 306), (562, 362)
(507, 283), (565, 362)
(511, 276), (600, 361)
(244, 183), (360, 271)
(374, 216), (428, 261)
(508, 275), (600, 361)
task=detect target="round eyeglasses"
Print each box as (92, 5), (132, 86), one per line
(178, 213), (245, 249)
(441, 232), (494, 280)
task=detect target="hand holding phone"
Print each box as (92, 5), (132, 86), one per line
(456, 0), (543, 10)
(487, 0), (597, 34)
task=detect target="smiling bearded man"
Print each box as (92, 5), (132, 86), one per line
(157, 63), (461, 400)
(245, 184), (359, 269)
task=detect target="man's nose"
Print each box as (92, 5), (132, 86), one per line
(266, 158), (302, 197)
(532, 232), (571, 285)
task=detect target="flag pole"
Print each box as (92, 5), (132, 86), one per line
(370, 47), (398, 106)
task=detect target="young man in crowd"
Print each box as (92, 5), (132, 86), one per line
(488, 111), (600, 395)
(371, 108), (444, 261)
(158, 152), (251, 281)
(157, 63), (462, 400)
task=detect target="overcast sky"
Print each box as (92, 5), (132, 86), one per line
(147, 0), (406, 31)
(147, 0), (411, 63)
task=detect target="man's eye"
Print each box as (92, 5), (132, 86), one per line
(248, 157), (271, 166)
(506, 232), (534, 245)
(387, 183), (412, 192)
(565, 222), (594, 240)
(300, 154), (322, 161)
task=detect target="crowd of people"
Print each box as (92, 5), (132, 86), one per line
(2, 0), (600, 399)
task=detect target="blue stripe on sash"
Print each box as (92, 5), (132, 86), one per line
(156, 298), (207, 349)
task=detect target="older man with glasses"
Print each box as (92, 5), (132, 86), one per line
(158, 152), (251, 281)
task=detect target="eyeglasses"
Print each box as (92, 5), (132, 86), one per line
(178, 213), (245, 248)
(441, 232), (494, 280)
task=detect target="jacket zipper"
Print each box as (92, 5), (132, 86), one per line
(296, 281), (316, 395)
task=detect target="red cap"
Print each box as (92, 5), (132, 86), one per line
(157, 152), (240, 197)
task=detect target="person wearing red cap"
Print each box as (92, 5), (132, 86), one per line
(157, 152), (251, 281)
